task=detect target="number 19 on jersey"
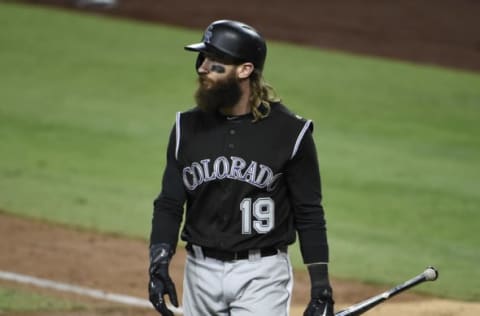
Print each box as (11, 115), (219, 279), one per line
(240, 197), (275, 234)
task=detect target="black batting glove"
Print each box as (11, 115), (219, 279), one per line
(304, 286), (334, 316)
(304, 263), (335, 316)
(148, 243), (179, 316)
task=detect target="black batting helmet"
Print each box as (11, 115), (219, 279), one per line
(185, 20), (267, 71)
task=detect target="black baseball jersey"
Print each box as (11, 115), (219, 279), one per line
(150, 102), (329, 264)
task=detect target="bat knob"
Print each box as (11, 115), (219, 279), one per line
(424, 266), (439, 281)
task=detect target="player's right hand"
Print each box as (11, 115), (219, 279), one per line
(149, 273), (178, 316)
(148, 243), (179, 316)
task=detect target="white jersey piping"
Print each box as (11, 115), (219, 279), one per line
(291, 120), (312, 159)
(175, 112), (181, 160)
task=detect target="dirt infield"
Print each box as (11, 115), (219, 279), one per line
(1, 212), (480, 315)
(17, 0), (480, 72)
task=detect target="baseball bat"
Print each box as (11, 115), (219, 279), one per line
(335, 266), (438, 316)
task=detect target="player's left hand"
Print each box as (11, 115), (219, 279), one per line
(148, 243), (178, 316)
(304, 286), (335, 316)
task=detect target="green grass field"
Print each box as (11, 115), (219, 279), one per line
(1, 1), (479, 303)
(0, 286), (83, 312)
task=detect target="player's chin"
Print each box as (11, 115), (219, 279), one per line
(198, 77), (215, 89)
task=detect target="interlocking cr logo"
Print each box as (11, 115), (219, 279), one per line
(204, 25), (213, 43)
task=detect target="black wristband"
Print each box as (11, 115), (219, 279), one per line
(307, 263), (332, 298)
(150, 243), (174, 265)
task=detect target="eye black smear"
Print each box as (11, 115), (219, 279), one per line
(210, 64), (226, 73)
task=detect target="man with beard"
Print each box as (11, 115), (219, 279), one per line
(194, 59), (243, 114)
(148, 20), (335, 316)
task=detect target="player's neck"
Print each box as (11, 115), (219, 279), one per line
(220, 81), (252, 116)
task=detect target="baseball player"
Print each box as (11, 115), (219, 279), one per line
(148, 20), (335, 316)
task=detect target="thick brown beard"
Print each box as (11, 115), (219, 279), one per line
(194, 73), (242, 113)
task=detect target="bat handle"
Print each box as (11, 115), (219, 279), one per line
(334, 266), (439, 316)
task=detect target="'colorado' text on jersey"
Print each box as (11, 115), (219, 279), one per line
(182, 156), (282, 191)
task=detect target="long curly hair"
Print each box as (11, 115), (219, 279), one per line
(249, 70), (280, 122)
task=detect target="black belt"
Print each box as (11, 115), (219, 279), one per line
(186, 243), (286, 261)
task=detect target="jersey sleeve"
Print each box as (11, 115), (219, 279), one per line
(286, 126), (329, 264)
(149, 123), (187, 248)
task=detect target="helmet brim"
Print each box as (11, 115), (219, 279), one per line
(184, 42), (207, 52)
(185, 42), (241, 65)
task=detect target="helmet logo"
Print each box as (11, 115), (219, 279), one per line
(204, 25), (214, 44)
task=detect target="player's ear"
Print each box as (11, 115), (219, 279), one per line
(236, 62), (254, 79)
